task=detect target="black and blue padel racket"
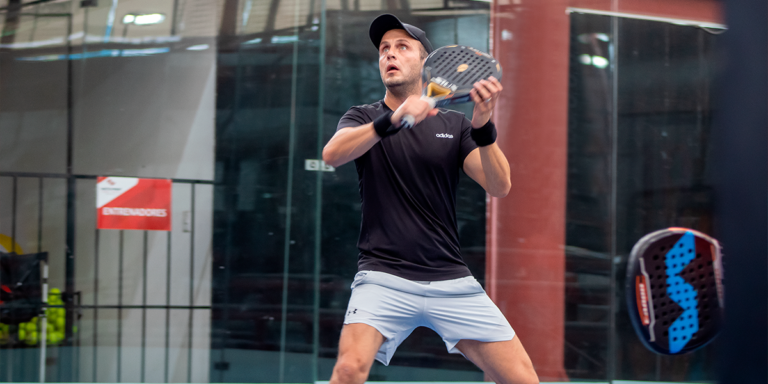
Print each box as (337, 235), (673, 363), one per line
(626, 228), (724, 355)
(400, 45), (502, 128)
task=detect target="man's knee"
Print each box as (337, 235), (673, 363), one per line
(496, 361), (539, 384)
(331, 356), (371, 384)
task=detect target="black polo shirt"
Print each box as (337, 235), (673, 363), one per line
(337, 100), (478, 281)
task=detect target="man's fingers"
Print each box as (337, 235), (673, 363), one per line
(470, 89), (483, 104)
(428, 108), (440, 117)
(488, 76), (503, 92)
(474, 82), (493, 101)
(479, 79), (500, 96)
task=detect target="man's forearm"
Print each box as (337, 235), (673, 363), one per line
(478, 143), (511, 197)
(322, 123), (381, 168)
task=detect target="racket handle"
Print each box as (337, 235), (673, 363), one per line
(399, 96), (437, 129)
(400, 115), (416, 129)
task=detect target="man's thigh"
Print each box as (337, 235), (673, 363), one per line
(331, 324), (386, 384)
(337, 323), (385, 362)
(456, 337), (539, 384)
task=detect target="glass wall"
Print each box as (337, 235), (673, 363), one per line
(566, 11), (720, 382)
(0, 0), (215, 381)
(0, 0), (724, 383)
(213, 1), (491, 381)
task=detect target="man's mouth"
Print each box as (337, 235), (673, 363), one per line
(386, 64), (399, 73)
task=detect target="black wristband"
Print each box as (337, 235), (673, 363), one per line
(373, 111), (401, 138)
(470, 120), (497, 146)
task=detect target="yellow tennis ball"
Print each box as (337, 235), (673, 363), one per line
(18, 328), (26, 340)
(27, 322), (37, 332)
(49, 288), (60, 295)
(55, 317), (65, 330)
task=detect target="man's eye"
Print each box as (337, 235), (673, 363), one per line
(399, 46), (407, 50)
(382, 47), (389, 53)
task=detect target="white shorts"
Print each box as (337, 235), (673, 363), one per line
(343, 270), (516, 365)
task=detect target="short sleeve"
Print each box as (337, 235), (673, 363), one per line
(458, 117), (478, 168)
(337, 106), (371, 131)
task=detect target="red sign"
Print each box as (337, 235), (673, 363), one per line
(97, 177), (171, 231)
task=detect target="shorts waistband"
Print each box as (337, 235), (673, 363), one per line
(351, 270), (485, 297)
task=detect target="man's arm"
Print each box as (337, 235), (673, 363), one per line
(462, 76), (511, 198)
(463, 146), (511, 198)
(323, 97), (438, 168)
(322, 123), (381, 168)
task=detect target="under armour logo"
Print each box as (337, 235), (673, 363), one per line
(347, 308), (358, 316)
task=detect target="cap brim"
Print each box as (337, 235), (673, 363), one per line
(369, 14), (414, 51)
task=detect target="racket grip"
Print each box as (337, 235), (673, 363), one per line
(400, 115), (416, 129)
(399, 96), (437, 129)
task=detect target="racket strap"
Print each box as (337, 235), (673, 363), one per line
(373, 111), (402, 138)
(471, 120), (497, 146)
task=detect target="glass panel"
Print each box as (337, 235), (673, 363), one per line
(565, 13), (614, 381)
(613, 17), (718, 382)
(0, 12), (68, 174)
(567, 12), (720, 382)
(71, 0), (215, 180)
(212, 1), (492, 381)
(212, 0), (324, 380)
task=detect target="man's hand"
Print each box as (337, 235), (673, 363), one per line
(391, 95), (440, 128)
(469, 76), (503, 128)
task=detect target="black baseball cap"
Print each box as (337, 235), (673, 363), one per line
(369, 14), (434, 54)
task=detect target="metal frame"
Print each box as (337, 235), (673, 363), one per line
(1, 172), (211, 382)
(567, 7), (727, 30)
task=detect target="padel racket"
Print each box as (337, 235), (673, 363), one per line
(400, 45), (502, 128)
(626, 228), (724, 355)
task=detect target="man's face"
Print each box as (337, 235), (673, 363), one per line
(378, 29), (424, 90)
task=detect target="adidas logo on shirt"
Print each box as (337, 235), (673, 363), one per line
(435, 133), (454, 139)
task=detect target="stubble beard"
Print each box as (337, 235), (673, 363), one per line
(383, 69), (421, 99)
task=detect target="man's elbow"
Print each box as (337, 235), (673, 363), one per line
(322, 146), (340, 168)
(490, 180), (511, 198)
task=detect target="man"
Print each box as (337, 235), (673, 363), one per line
(322, 14), (539, 384)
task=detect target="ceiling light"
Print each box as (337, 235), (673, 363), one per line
(591, 56), (609, 68)
(186, 44), (209, 51)
(271, 35), (298, 44)
(122, 14), (135, 24)
(134, 13), (165, 26)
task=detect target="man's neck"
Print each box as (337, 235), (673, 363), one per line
(383, 82), (421, 111)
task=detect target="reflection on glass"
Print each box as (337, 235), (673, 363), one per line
(567, 12), (720, 382)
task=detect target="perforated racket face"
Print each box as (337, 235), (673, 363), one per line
(421, 45), (502, 106)
(626, 228), (724, 355)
